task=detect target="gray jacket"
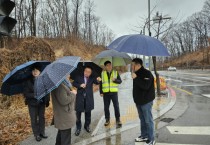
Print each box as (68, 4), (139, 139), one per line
(51, 83), (76, 130)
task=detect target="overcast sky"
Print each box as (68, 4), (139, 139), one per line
(94, 0), (206, 38)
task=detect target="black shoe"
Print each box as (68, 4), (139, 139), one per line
(75, 129), (81, 136)
(104, 119), (110, 126)
(40, 134), (48, 139)
(35, 135), (42, 142)
(116, 120), (122, 128)
(84, 126), (91, 133)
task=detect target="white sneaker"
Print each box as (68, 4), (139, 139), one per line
(135, 136), (148, 142)
(144, 140), (156, 145)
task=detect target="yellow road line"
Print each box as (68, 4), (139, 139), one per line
(169, 85), (192, 95)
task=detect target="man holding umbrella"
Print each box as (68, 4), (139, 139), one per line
(23, 64), (50, 142)
(131, 58), (155, 145)
(73, 66), (101, 136)
(1, 60), (50, 142)
(100, 61), (122, 128)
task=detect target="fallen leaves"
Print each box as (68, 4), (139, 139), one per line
(0, 95), (53, 145)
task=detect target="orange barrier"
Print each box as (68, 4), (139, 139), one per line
(154, 77), (167, 90)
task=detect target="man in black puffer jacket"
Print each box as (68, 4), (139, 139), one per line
(131, 58), (155, 145)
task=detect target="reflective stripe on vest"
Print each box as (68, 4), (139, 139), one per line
(102, 70), (119, 93)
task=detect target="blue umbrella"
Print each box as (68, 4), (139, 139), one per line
(34, 56), (80, 100)
(108, 34), (170, 56)
(1, 61), (50, 96)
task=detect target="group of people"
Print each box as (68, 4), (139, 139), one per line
(23, 58), (155, 145)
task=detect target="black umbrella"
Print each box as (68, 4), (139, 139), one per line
(70, 61), (102, 80)
(1, 61), (50, 96)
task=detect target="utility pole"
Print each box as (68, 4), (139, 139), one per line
(153, 11), (171, 96)
(148, 0), (152, 70)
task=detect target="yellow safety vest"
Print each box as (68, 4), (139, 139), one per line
(101, 70), (119, 93)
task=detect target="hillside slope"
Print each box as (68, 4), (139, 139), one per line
(162, 47), (210, 68)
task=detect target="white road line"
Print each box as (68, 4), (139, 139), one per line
(171, 79), (183, 83)
(177, 72), (210, 77)
(135, 143), (202, 145)
(167, 126), (210, 135)
(74, 123), (139, 145)
(202, 94), (210, 98)
(91, 115), (105, 136)
(182, 84), (210, 87)
(154, 144), (202, 145)
(161, 73), (210, 84)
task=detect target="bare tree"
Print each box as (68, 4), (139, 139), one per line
(72, 0), (83, 37)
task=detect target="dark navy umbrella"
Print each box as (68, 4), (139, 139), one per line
(108, 34), (170, 56)
(1, 61), (50, 96)
(34, 56), (80, 100)
(70, 61), (102, 80)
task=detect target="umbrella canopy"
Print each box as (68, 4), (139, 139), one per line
(34, 56), (80, 100)
(108, 34), (170, 56)
(92, 49), (131, 67)
(70, 61), (102, 80)
(1, 61), (50, 96)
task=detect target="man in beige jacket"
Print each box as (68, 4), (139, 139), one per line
(51, 77), (77, 145)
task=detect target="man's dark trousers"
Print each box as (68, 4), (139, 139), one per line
(55, 128), (71, 145)
(28, 104), (45, 136)
(103, 93), (120, 121)
(76, 111), (91, 129)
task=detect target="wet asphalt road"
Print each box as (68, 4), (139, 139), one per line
(91, 70), (210, 145)
(156, 70), (210, 145)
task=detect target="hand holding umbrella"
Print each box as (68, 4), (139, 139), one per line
(70, 89), (77, 95)
(131, 73), (137, 79)
(80, 83), (86, 89)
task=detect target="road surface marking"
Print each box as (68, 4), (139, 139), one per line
(169, 85), (192, 95)
(161, 74), (210, 84)
(182, 84), (210, 87)
(176, 72), (210, 77)
(91, 115), (105, 136)
(135, 143), (202, 145)
(167, 126), (210, 135)
(171, 79), (183, 83)
(74, 123), (139, 145)
(202, 94), (210, 98)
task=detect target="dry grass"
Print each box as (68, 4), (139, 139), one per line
(0, 95), (53, 145)
(163, 47), (210, 67)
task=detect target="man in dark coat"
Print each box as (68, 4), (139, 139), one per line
(131, 58), (155, 145)
(23, 65), (50, 142)
(73, 66), (101, 136)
